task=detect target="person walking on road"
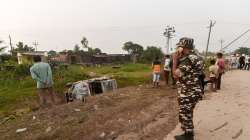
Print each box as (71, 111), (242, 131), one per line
(30, 56), (56, 108)
(216, 53), (225, 90)
(152, 56), (161, 87)
(239, 54), (245, 70)
(163, 55), (171, 85)
(173, 37), (204, 140)
(244, 55), (250, 70)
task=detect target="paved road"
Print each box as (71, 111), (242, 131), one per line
(165, 70), (250, 140)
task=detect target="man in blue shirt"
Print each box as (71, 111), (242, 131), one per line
(30, 56), (55, 107)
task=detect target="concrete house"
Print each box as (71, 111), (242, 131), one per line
(17, 51), (48, 64)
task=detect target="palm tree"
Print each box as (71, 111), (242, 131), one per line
(81, 37), (89, 49)
(0, 40), (6, 53)
(0, 47), (6, 53)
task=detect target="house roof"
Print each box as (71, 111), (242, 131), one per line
(18, 51), (47, 56)
(93, 54), (109, 58)
(108, 54), (129, 56)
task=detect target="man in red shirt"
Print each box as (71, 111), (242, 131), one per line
(216, 52), (225, 90)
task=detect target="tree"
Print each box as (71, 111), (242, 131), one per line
(0, 47), (5, 53)
(0, 40), (6, 53)
(74, 44), (80, 53)
(122, 41), (144, 63)
(14, 42), (35, 52)
(48, 50), (57, 57)
(93, 48), (102, 54)
(81, 37), (89, 49)
(85, 47), (102, 55)
(141, 46), (164, 62)
(67, 50), (74, 55)
(234, 47), (250, 55)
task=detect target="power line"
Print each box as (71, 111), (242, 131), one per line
(33, 41), (39, 51)
(222, 30), (250, 50)
(240, 37), (250, 47)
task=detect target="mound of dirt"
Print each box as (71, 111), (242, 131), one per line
(0, 84), (178, 140)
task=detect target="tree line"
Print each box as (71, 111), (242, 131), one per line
(1, 36), (164, 63)
(122, 41), (164, 63)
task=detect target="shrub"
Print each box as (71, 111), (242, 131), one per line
(14, 64), (31, 77)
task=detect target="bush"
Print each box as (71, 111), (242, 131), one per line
(14, 64), (31, 77)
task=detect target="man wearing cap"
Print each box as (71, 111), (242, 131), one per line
(173, 37), (204, 140)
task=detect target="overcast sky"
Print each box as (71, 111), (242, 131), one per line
(1, 0), (250, 54)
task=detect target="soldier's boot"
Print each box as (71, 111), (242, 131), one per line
(174, 132), (194, 140)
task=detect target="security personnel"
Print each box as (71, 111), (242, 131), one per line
(174, 37), (204, 140)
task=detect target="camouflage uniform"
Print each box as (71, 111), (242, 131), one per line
(177, 50), (204, 133)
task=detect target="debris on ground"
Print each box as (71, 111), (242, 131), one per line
(94, 105), (99, 110)
(32, 116), (36, 120)
(232, 129), (243, 139)
(45, 126), (52, 133)
(74, 109), (81, 112)
(1, 115), (16, 124)
(210, 122), (228, 132)
(100, 132), (106, 138)
(16, 128), (27, 133)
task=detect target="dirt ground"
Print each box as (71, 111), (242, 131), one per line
(165, 70), (250, 140)
(0, 84), (178, 140)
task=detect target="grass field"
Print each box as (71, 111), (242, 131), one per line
(0, 63), (152, 116)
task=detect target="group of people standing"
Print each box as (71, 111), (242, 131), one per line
(230, 53), (250, 70)
(208, 53), (225, 92)
(152, 37), (225, 140)
(151, 54), (173, 87)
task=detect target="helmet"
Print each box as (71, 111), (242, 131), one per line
(176, 37), (194, 49)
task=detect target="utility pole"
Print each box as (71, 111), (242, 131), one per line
(163, 25), (175, 54)
(205, 20), (216, 58)
(33, 41), (39, 52)
(219, 39), (224, 51)
(9, 35), (13, 55)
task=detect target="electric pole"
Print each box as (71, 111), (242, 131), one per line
(164, 25), (175, 54)
(33, 41), (39, 51)
(205, 20), (216, 58)
(219, 39), (224, 51)
(9, 35), (13, 55)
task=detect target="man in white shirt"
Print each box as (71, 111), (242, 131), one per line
(163, 55), (171, 85)
(244, 55), (249, 70)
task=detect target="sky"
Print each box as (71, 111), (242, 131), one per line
(1, 0), (250, 54)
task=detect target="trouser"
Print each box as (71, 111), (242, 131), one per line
(153, 73), (160, 82)
(178, 96), (197, 132)
(163, 70), (170, 85)
(239, 62), (245, 69)
(244, 63), (250, 70)
(198, 74), (205, 94)
(171, 70), (176, 86)
(210, 77), (217, 91)
(231, 63), (237, 69)
(217, 73), (223, 90)
(37, 87), (56, 107)
(177, 82), (201, 133)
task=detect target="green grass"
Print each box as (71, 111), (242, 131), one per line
(0, 63), (152, 116)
